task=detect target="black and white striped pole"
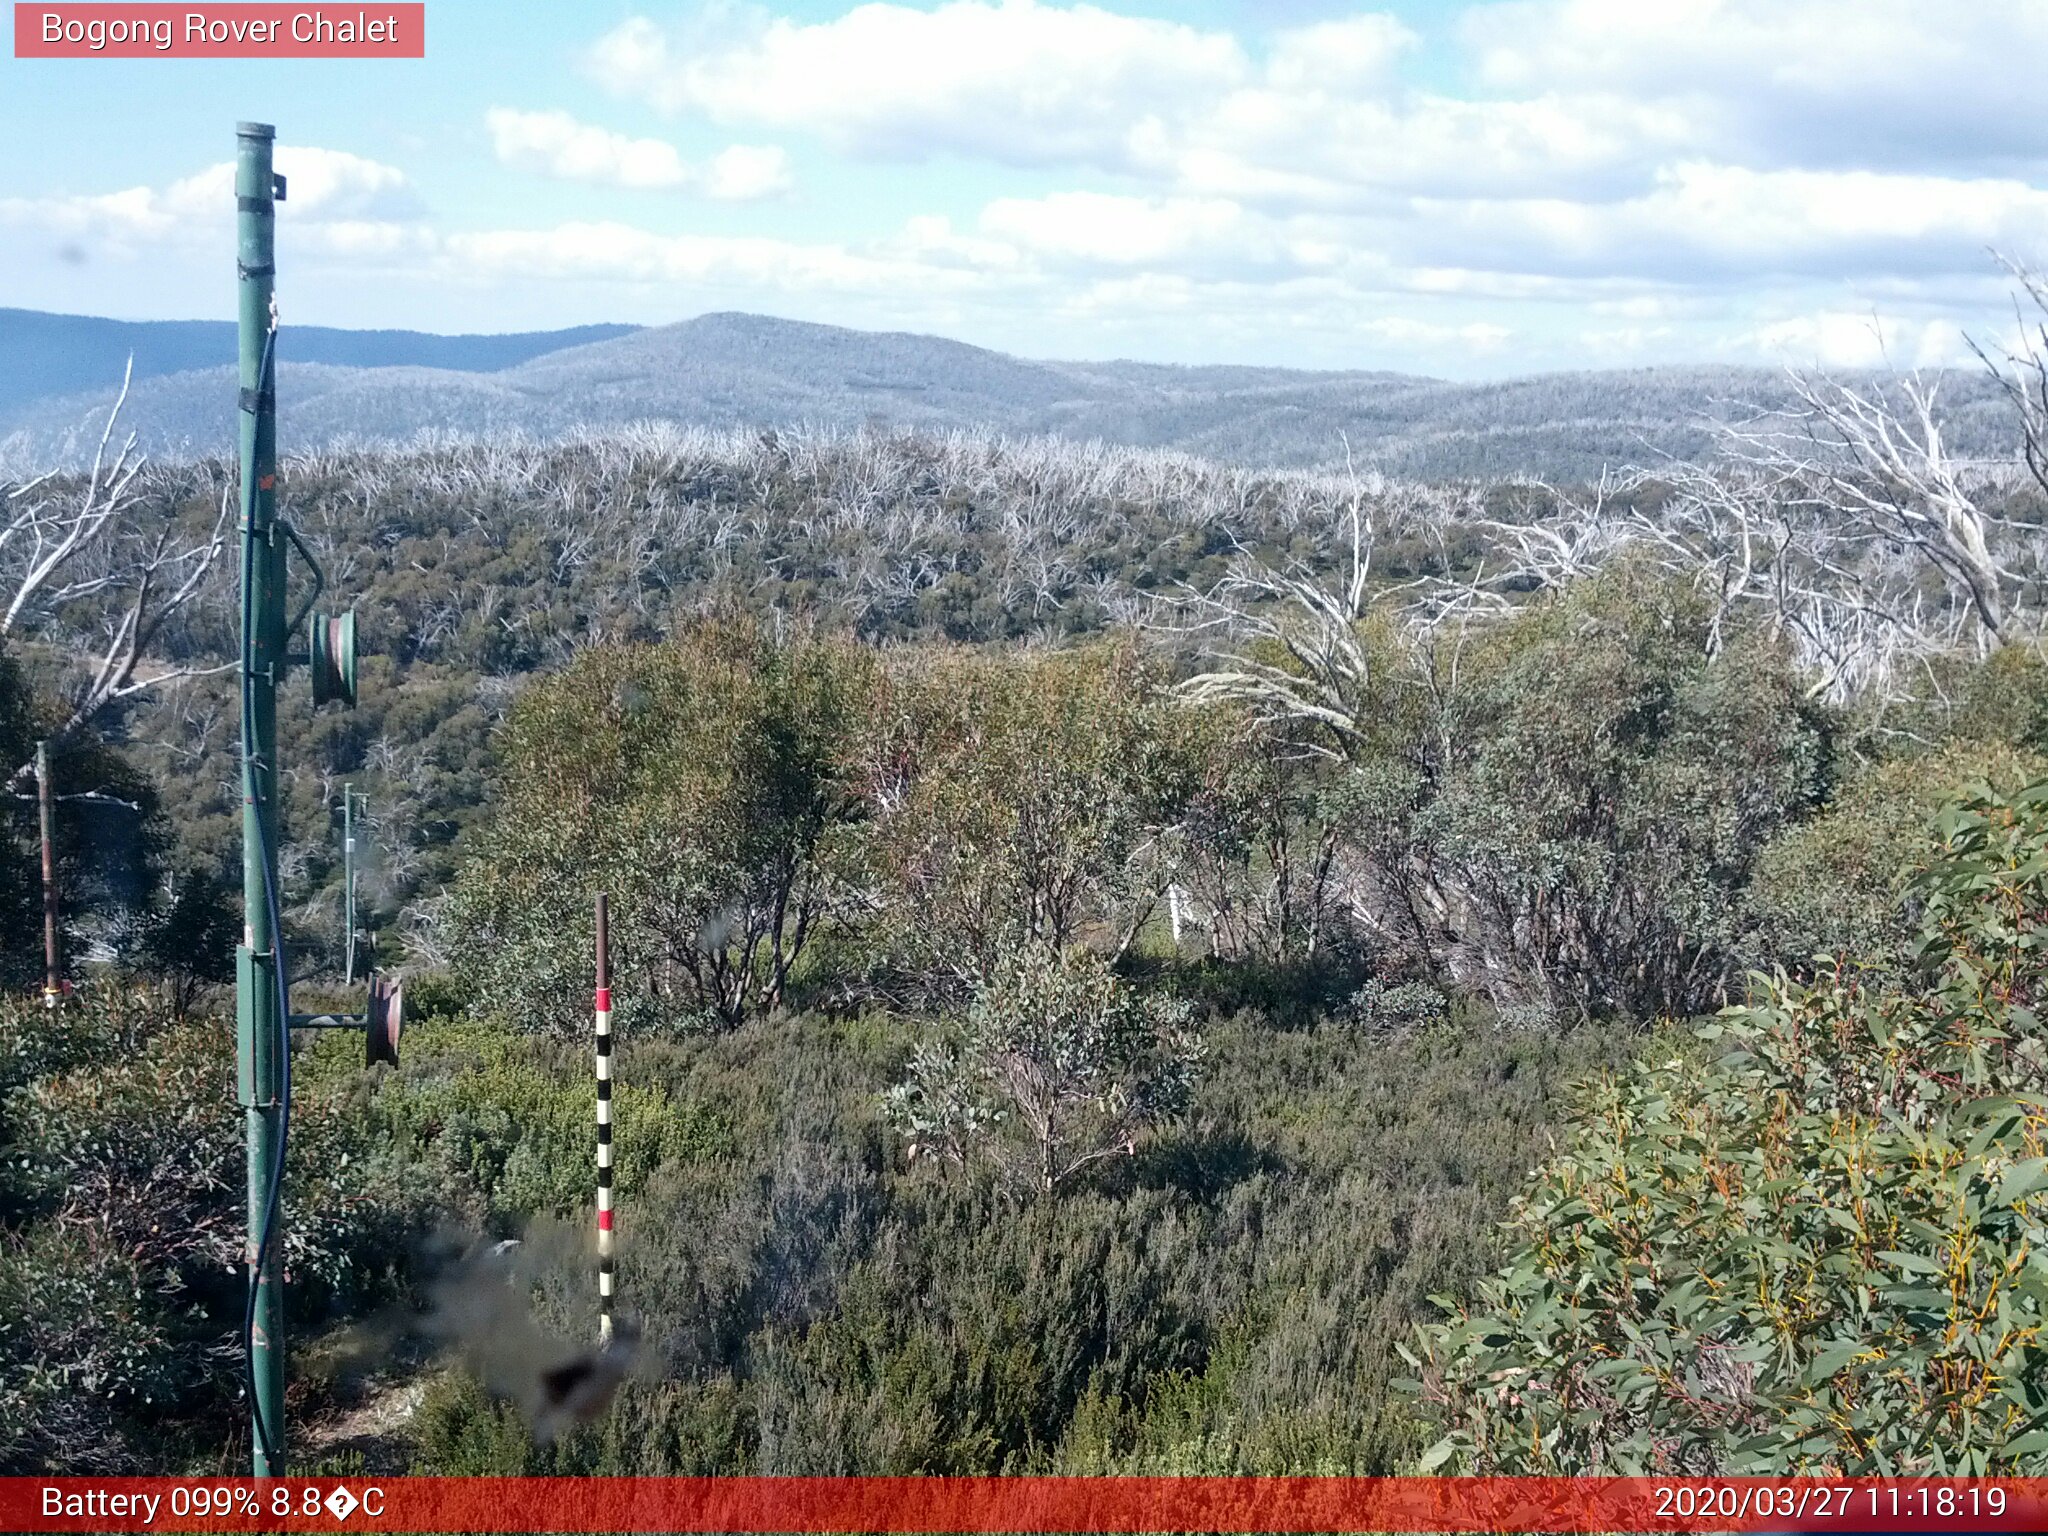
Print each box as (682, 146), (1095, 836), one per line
(594, 892), (615, 1345)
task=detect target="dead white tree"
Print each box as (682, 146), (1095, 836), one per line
(1972, 254), (2048, 509)
(1745, 370), (2023, 654)
(1461, 361), (2046, 705)
(1170, 483), (1386, 760)
(1468, 460), (1954, 702)
(0, 364), (233, 790)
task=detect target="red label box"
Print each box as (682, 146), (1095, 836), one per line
(5, 1477), (2048, 1534)
(13, 4), (425, 58)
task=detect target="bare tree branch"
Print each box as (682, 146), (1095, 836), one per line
(0, 368), (235, 790)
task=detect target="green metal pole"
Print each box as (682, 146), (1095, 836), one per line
(234, 119), (286, 1479)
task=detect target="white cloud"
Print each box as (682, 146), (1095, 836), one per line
(935, 157), (2048, 299)
(587, 4), (1671, 206)
(1264, 15), (1415, 93)
(274, 149), (419, 219)
(702, 144), (794, 201)
(293, 220), (432, 263)
(1743, 311), (1900, 368)
(1059, 272), (1200, 315)
(587, 2), (1714, 210)
(14, 3), (2048, 378)
(589, 1), (1247, 166)
(1404, 163), (2048, 281)
(1149, 91), (1695, 208)
(1463, 0), (2048, 175)
(0, 147), (418, 249)
(580, 0), (2048, 296)
(1350, 315), (1513, 354)
(1034, 271), (1513, 356)
(1581, 324), (1676, 357)
(886, 214), (1025, 273)
(443, 220), (995, 296)
(977, 192), (1263, 270)
(485, 109), (793, 200)
(1739, 310), (1981, 370)
(487, 108), (693, 190)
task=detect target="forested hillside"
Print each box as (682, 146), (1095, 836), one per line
(0, 308), (638, 417)
(3, 345), (2048, 1475)
(3, 309), (2020, 480)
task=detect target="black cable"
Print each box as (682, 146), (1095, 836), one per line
(238, 324), (292, 1471)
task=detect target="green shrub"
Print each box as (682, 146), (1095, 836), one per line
(8, 1017), (243, 1279)
(865, 643), (1206, 988)
(0, 985), (137, 1100)
(402, 969), (475, 1021)
(133, 864), (239, 1017)
(449, 621), (879, 1033)
(1907, 644), (2048, 754)
(409, 1369), (545, 1475)
(1172, 716), (1377, 966)
(1413, 568), (1833, 1018)
(1746, 740), (2048, 971)
(576, 1377), (756, 1475)
(1488, 999), (1560, 1035)
(886, 948), (1201, 1196)
(0, 641), (173, 989)
(0, 1224), (215, 1473)
(1346, 979), (1449, 1036)
(11, 1018), (425, 1314)
(0, 996), (432, 1469)
(0, 987), (444, 1471)
(391, 1000), (1633, 1476)
(1413, 779), (2048, 1474)
(369, 1016), (730, 1223)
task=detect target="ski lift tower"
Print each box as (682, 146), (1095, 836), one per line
(233, 120), (397, 1478)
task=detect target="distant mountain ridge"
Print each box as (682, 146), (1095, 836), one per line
(0, 308), (2016, 481)
(0, 308), (640, 414)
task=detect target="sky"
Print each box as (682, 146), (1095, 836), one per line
(4, 0), (2048, 378)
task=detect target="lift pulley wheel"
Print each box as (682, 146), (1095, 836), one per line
(310, 609), (357, 709)
(365, 971), (404, 1068)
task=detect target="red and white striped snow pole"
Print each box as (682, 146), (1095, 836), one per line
(594, 891), (615, 1345)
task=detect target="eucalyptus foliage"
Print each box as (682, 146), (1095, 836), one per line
(1410, 570), (1832, 1017)
(887, 947), (1202, 1196)
(1746, 740), (2048, 973)
(1413, 781), (2048, 1474)
(865, 643), (1205, 988)
(0, 990), (423, 1472)
(449, 623), (877, 1032)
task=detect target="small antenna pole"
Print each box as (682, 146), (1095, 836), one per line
(37, 741), (59, 1009)
(342, 785), (358, 985)
(594, 892), (615, 1344)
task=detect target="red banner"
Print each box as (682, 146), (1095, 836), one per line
(12, 5), (425, 58)
(5, 1477), (2048, 1533)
